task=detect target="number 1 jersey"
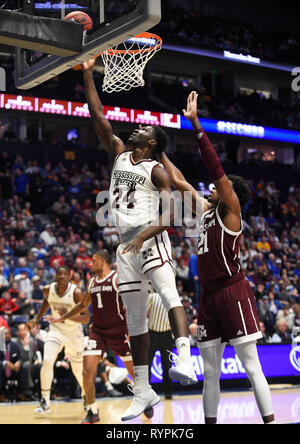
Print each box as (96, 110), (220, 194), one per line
(109, 151), (162, 244)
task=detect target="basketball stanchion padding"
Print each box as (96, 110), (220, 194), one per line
(100, 32), (162, 93)
(0, 9), (83, 56)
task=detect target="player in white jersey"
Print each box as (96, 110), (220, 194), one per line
(26, 265), (90, 414)
(83, 58), (197, 422)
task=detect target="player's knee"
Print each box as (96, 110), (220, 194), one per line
(158, 284), (181, 312)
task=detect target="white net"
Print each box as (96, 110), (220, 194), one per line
(101, 33), (162, 93)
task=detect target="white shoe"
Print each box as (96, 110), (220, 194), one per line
(35, 398), (51, 414)
(168, 353), (198, 386)
(121, 385), (160, 422)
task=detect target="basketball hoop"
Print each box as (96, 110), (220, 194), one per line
(100, 32), (162, 93)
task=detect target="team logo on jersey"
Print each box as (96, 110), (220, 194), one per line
(113, 170), (146, 189)
(197, 325), (207, 341)
(142, 248), (154, 261)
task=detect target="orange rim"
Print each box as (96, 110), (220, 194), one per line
(102, 32), (162, 55)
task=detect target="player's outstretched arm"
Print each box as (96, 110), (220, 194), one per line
(184, 91), (241, 217)
(82, 58), (126, 166)
(157, 152), (210, 214)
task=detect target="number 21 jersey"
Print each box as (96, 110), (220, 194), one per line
(197, 204), (244, 292)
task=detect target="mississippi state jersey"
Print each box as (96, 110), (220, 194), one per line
(88, 270), (126, 331)
(47, 282), (82, 333)
(109, 151), (162, 243)
(197, 204), (243, 291)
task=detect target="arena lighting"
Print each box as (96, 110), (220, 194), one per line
(1, 93), (300, 143)
(163, 44), (295, 73)
(223, 50), (261, 64)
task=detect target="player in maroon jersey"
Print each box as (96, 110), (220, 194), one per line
(155, 91), (275, 424)
(47, 250), (153, 424)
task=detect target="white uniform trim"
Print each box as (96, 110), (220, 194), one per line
(237, 301), (247, 335)
(216, 205), (243, 236)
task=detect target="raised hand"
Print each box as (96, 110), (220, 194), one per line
(82, 57), (97, 72)
(183, 91), (199, 121)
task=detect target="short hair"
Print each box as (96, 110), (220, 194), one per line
(94, 250), (112, 265)
(57, 265), (71, 275)
(227, 175), (251, 209)
(153, 126), (168, 154)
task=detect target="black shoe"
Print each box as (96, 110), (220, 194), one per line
(144, 406), (154, 419)
(165, 393), (173, 400)
(81, 409), (100, 424)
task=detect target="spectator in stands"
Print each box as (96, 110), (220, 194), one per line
(188, 323), (198, 347)
(13, 258), (34, 279)
(16, 323), (42, 398)
(52, 195), (71, 220)
(49, 248), (65, 268)
(0, 327), (31, 402)
(0, 291), (19, 325)
(40, 224), (57, 247)
(256, 236), (271, 254)
(13, 291), (35, 322)
(181, 295), (197, 324)
(271, 319), (292, 343)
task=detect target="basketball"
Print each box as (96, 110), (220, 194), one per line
(64, 11), (93, 31)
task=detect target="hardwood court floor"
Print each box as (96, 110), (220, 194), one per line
(0, 387), (299, 424)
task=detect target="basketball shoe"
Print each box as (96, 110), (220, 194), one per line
(81, 409), (100, 424)
(121, 385), (160, 422)
(168, 351), (198, 385)
(35, 398), (51, 414)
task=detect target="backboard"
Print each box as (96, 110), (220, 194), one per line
(15, 0), (161, 90)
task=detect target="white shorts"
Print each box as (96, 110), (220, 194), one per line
(46, 325), (84, 361)
(117, 232), (180, 337)
(117, 230), (174, 289)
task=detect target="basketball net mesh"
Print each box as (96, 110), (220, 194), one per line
(100, 33), (162, 93)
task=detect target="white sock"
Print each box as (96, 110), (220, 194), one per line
(42, 391), (50, 404)
(89, 402), (98, 415)
(175, 337), (191, 361)
(134, 365), (150, 390)
(105, 381), (113, 391)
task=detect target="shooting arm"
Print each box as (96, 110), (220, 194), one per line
(83, 60), (125, 164)
(185, 92), (240, 215)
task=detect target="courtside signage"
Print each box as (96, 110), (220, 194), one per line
(1, 93), (300, 143)
(116, 345), (300, 383)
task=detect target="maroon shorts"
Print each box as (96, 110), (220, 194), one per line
(83, 326), (131, 359)
(197, 278), (262, 348)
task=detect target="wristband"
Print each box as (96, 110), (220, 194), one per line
(194, 128), (204, 139)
